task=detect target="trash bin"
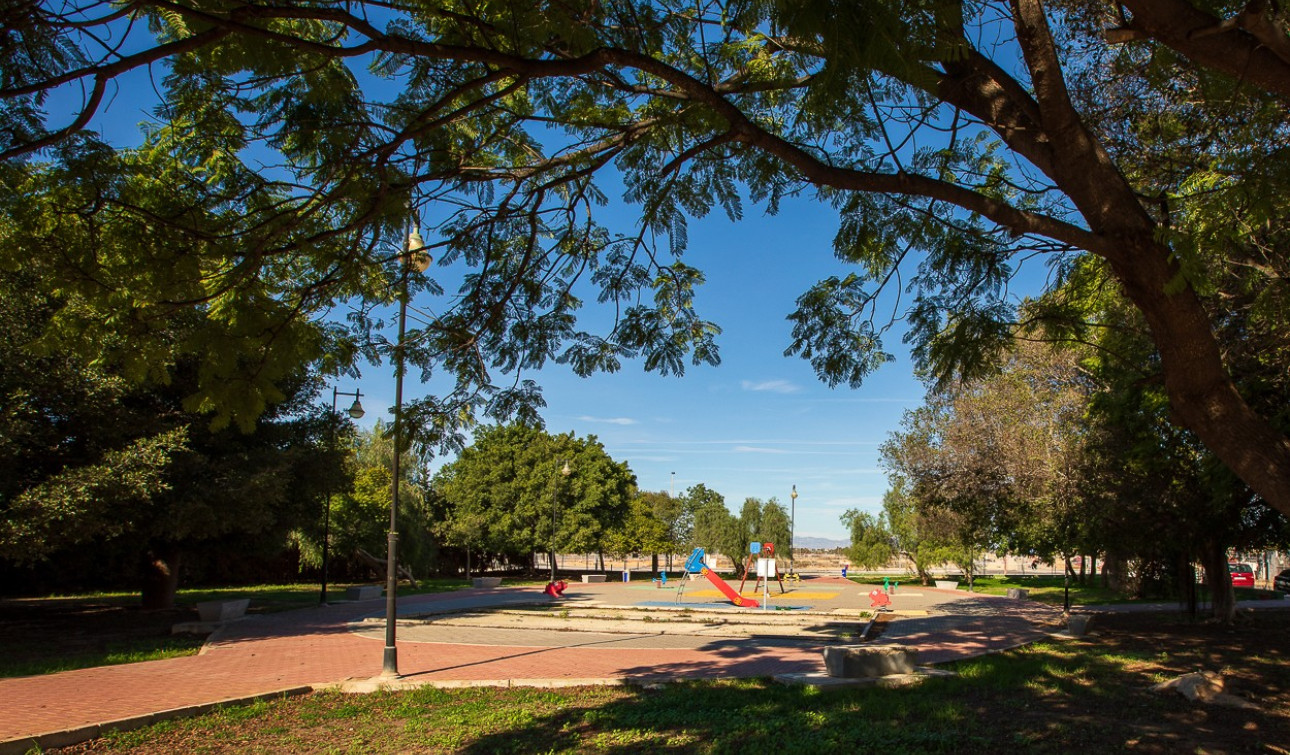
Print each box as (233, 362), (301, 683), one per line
(622, 570), (630, 582)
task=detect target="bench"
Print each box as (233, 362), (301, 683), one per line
(1006, 587), (1029, 600)
(195, 599), (249, 623)
(345, 585), (382, 601)
(934, 580), (959, 591)
(472, 577), (502, 588)
(823, 645), (920, 678)
(581, 574), (607, 583)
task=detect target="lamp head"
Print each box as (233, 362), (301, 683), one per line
(346, 397), (365, 419)
(406, 230), (432, 272)
(791, 484), (797, 500)
(561, 460), (571, 477)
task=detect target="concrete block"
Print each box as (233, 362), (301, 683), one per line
(1067, 613), (1094, 636)
(195, 599), (249, 623)
(1006, 588), (1029, 600)
(345, 585), (382, 601)
(822, 645), (919, 678)
(581, 574), (607, 583)
(472, 577), (502, 588)
(934, 580), (959, 591)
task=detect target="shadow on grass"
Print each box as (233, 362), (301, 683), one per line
(443, 625), (1287, 754)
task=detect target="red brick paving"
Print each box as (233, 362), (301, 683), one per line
(0, 582), (1060, 748)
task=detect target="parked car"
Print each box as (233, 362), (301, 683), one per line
(1228, 562), (1255, 588)
(1274, 568), (1290, 594)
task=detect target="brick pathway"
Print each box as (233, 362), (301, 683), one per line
(0, 580), (1064, 751)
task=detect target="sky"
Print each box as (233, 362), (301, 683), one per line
(347, 194), (929, 544)
(42, 20), (1040, 545)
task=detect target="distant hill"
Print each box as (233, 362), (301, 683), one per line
(795, 536), (849, 550)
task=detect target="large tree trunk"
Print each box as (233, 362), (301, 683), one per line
(1105, 239), (1290, 520)
(1201, 541), (1236, 623)
(140, 544), (181, 610)
(1008, 1), (1290, 519)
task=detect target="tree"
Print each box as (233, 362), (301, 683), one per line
(435, 425), (633, 570)
(0, 274), (333, 608)
(841, 510), (894, 571)
(690, 488), (740, 571)
(880, 479), (960, 585)
(8, 0), (1290, 519)
(602, 493), (670, 572)
(298, 422), (441, 581)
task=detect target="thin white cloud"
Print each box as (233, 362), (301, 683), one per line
(733, 445), (788, 454)
(577, 415), (638, 426)
(741, 379), (801, 394)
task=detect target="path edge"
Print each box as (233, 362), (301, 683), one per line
(0, 686), (312, 755)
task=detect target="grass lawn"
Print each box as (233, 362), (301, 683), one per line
(847, 573), (1287, 607)
(45, 610), (1290, 754)
(0, 579), (476, 678)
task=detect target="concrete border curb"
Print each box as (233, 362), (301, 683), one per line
(0, 686), (312, 755)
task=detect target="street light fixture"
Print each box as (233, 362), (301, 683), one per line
(551, 460), (571, 584)
(321, 387), (364, 605)
(790, 484), (798, 576)
(383, 225), (430, 679)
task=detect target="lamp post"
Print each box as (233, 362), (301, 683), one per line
(550, 460), (571, 584)
(383, 226), (431, 678)
(790, 485), (798, 576)
(321, 388), (364, 605)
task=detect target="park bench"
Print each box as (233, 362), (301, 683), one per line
(472, 577), (502, 588)
(345, 585), (382, 601)
(195, 598), (249, 623)
(581, 574), (607, 583)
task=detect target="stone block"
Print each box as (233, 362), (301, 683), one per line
(472, 577), (503, 588)
(1006, 588), (1029, 600)
(195, 599), (249, 623)
(581, 574), (607, 583)
(345, 585), (382, 601)
(823, 645), (919, 678)
(1067, 613), (1094, 636)
(934, 580), (959, 591)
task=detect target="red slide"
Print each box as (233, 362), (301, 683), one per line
(700, 566), (760, 608)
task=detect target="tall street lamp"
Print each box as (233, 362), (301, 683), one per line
(383, 225), (431, 679)
(321, 388), (364, 604)
(550, 460), (571, 584)
(790, 484), (798, 576)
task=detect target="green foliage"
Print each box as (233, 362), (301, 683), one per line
(435, 425), (634, 565)
(841, 509), (894, 570)
(602, 493), (670, 561)
(0, 269), (333, 601)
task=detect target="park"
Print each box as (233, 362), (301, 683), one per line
(4, 0), (1290, 752)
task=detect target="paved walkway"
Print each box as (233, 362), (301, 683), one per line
(0, 577), (1085, 752)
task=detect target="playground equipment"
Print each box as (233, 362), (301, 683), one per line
(683, 548), (760, 608)
(737, 546), (786, 595)
(543, 580), (569, 598)
(868, 588), (891, 608)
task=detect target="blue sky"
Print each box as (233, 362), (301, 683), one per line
(48, 51), (925, 543)
(349, 194), (928, 543)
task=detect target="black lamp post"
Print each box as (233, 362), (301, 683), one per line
(383, 226), (431, 679)
(550, 460), (571, 584)
(790, 484), (797, 576)
(322, 388), (364, 605)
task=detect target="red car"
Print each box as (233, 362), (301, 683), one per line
(1227, 563), (1255, 588)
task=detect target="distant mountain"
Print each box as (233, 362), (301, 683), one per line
(794, 536), (849, 550)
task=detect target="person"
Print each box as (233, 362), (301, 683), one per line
(841, 565), (849, 578)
